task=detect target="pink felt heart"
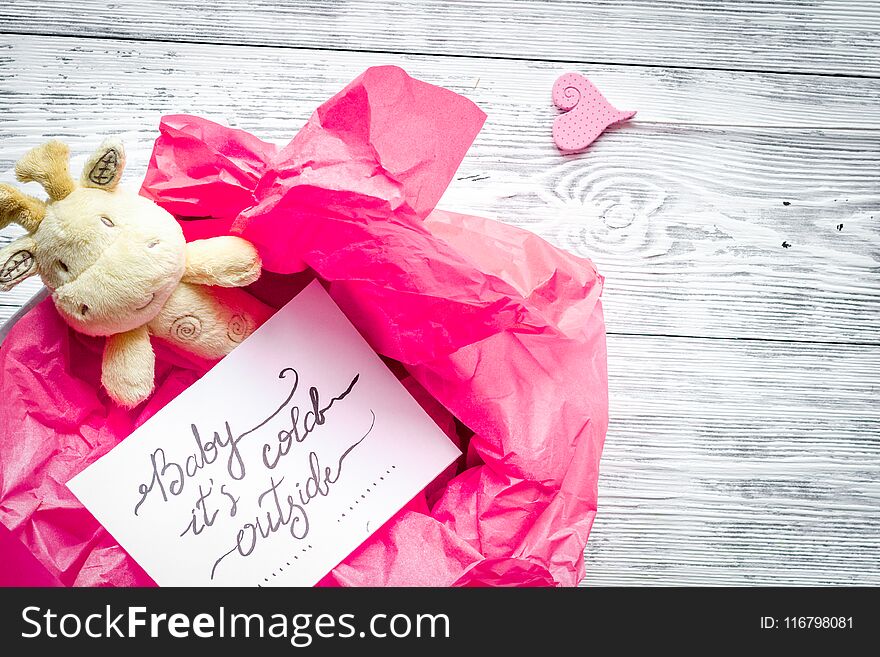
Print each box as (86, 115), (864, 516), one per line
(552, 72), (636, 153)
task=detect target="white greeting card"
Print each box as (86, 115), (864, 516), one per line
(67, 280), (461, 586)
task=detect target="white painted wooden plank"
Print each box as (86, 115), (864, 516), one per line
(584, 334), (880, 586)
(2, 0), (879, 76)
(0, 287), (40, 321)
(1, 35), (877, 344)
(1, 35), (876, 131)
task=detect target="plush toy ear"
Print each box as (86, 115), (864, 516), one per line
(0, 235), (38, 292)
(81, 138), (126, 190)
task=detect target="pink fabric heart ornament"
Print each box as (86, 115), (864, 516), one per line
(552, 72), (636, 153)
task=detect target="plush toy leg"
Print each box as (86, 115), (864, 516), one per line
(102, 325), (155, 407)
(148, 282), (274, 360)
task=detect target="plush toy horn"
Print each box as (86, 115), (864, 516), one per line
(0, 183), (46, 233)
(14, 140), (76, 202)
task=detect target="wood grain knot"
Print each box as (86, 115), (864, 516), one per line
(602, 203), (636, 229)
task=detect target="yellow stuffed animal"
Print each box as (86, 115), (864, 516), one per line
(0, 139), (273, 407)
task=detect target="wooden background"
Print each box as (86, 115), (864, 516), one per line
(1, 1), (878, 585)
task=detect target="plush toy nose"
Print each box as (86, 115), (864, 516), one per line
(56, 290), (90, 318)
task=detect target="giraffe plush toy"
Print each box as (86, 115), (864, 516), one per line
(0, 138), (272, 407)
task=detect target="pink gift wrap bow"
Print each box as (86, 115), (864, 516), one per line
(0, 66), (608, 587)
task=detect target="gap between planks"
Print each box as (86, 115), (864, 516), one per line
(2, 27), (879, 83)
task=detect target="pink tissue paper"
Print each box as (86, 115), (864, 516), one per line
(0, 66), (608, 587)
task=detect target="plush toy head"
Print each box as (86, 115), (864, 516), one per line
(1, 138), (267, 408)
(0, 139), (187, 336)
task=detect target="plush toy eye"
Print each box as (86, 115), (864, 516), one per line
(100, 215), (114, 227)
(57, 260), (69, 273)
